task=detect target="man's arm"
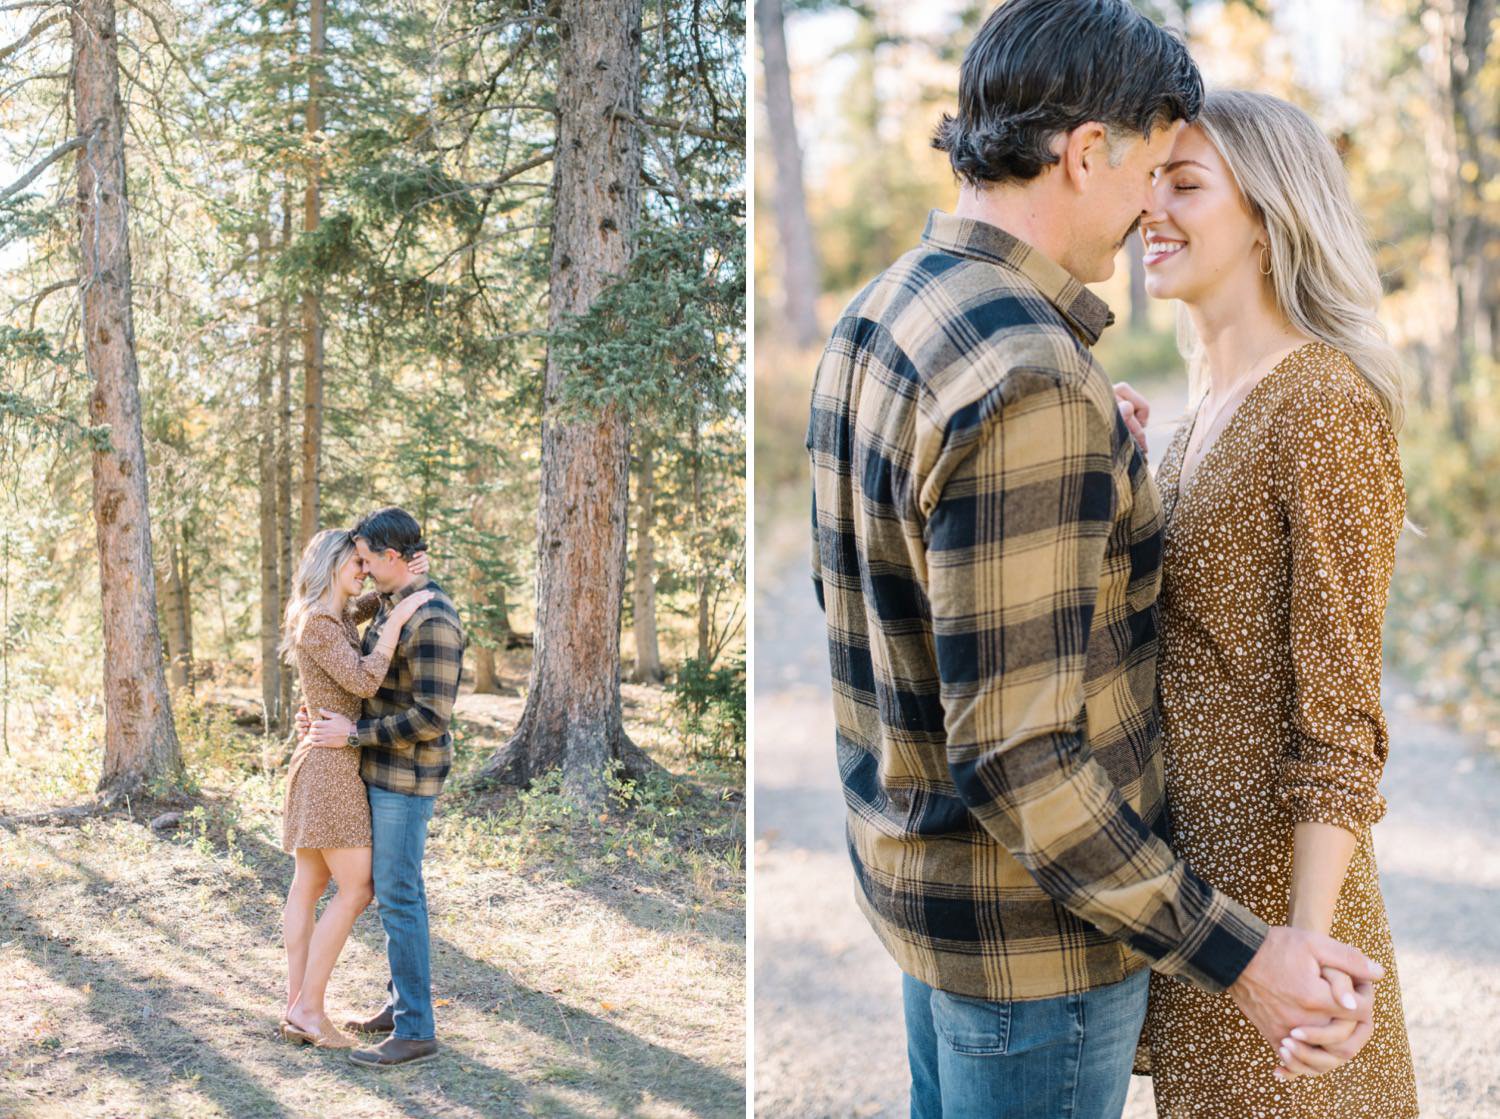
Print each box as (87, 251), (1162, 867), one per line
(809, 485), (826, 612)
(354, 608), (464, 752)
(923, 369), (1383, 1059)
(923, 368), (1267, 992)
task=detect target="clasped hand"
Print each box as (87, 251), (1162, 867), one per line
(1228, 925), (1381, 1082)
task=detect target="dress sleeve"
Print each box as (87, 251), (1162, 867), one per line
(300, 613), (394, 699)
(345, 591), (383, 625)
(1273, 375), (1405, 833)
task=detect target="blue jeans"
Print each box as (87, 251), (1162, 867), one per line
(903, 967), (1149, 1119)
(368, 784), (437, 1041)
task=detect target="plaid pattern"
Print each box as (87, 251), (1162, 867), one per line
(356, 577), (466, 797)
(806, 210), (1268, 1001)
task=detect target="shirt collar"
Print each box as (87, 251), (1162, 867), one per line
(920, 210), (1115, 346)
(383, 575), (432, 605)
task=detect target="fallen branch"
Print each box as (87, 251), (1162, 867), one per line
(0, 802), (109, 829)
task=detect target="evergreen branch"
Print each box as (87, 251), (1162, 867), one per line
(0, 10), (65, 65)
(608, 107), (742, 145)
(396, 150), (555, 219)
(0, 134), (86, 204)
(119, 0), (213, 102)
(10, 278), (78, 330)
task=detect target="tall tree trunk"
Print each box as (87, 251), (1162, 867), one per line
(1422, 0), (1494, 436)
(277, 194), (297, 730)
(298, 0), (326, 550)
(691, 413), (710, 664)
(630, 436), (663, 683)
(2, 530), (10, 756)
(756, 0), (821, 348)
(162, 528), (190, 693)
(256, 225), (281, 731)
(474, 646), (500, 694)
(480, 0), (656, 802)
(179, 524), (194, 690)
(72, 0), (181, 799)
(1422, 0), (1464, 425)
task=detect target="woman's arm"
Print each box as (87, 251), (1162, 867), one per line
(1273, 377), (1404, 836)
(1287, 822), (1359, 935)
(300, 614), (396, 699)
(346, 591), (383, 625)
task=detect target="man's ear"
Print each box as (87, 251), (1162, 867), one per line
(1060, 121), (1109, 191)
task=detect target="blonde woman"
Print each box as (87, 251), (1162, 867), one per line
(277, 528), (432, 1048)
(1123, 90), (1418, 1115)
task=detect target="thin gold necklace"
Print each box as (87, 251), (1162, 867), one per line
(1181, 336), (1302, 488)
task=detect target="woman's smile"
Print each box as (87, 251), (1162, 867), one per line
(1143, 233), (1186, 267)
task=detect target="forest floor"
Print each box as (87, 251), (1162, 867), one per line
(753, 386), (1500, 1118)
(0, 653), (745, 1119)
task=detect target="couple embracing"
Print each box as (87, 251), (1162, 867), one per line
(806, 1), (1417, 1116)
(274, 506), (465, 1068)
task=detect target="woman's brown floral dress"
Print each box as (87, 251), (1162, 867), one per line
(1140, 342), (1419, 1117)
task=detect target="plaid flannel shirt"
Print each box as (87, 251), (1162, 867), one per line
(355, 576), (466, 797)
(806, 210), (1268, 1001)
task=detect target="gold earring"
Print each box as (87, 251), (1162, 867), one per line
(1259, 246), (1273, 276)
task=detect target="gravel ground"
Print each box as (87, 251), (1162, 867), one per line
(752, 392), (1500, 1118)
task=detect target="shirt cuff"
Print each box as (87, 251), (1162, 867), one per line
(1151, 883), (1270, 993)
(355, 717), (379, 748)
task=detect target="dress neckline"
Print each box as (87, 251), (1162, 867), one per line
(1173, 340), (1323, 510)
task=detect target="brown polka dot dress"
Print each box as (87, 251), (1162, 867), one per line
(280, 597), (391, 853)
(1140, 342), (1419, 1117)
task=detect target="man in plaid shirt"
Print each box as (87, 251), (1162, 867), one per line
(304, 506), (465, 1068)
(806, 1), (1382, 1113)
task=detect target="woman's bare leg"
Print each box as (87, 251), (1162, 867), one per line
(286, 846), (374, 1030)
(284, 848), (331, 1017)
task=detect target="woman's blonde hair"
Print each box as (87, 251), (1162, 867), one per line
(1177, 89), (1406, 431)
(278, 528), (356, 661)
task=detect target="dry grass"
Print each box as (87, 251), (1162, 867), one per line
(0, 653), (744, 1118)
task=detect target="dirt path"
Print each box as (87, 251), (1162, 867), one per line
(752, 392), (1500, 1118)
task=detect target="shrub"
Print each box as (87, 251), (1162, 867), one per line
(669, 654), (745, 763)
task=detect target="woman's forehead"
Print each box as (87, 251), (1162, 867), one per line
(1167, 125), (1221, 169)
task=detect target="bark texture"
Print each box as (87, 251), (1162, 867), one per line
(756, 0), (821, 348)
(276, 194), (296, 730)
(298, 0), (325, 550)
(72, 0), (181, 798)
(630, 437), (663, 683)
(256, 225), (281, 731)
(480, 0), (657, 801)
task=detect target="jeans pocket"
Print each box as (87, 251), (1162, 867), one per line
(931, 989), (1011, 1056)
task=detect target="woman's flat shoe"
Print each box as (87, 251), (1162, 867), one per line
(282, 1014), (355, 1049)
(279, 1020), (316, 1043)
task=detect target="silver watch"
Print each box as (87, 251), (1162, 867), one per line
(346, 728), (360, 748)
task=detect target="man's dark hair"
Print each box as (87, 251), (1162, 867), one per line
(352, 506), (427, 560)
(933, 0), (1202, 187)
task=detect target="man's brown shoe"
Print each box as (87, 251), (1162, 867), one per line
(343, 1007), (396, 1035)
(348, 1036), (439, 1069)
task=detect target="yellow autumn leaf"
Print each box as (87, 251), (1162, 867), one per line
(433, 998), (452, 1007)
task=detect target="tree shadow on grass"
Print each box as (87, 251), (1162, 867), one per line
(220, 822), (746, 1118)
(2, 828), (558, 1119)
(2, 793), (744, 1117)
(0, 887), (299, 1119)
